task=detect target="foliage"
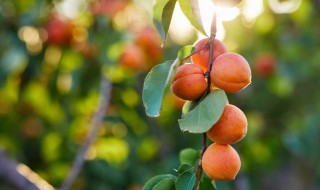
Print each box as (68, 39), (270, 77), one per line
(0, 0), (320, 189)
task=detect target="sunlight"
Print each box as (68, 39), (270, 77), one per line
(242, 0), (264, 22)
(169, 2), (195, 45)
(268, 0), (301, 14)
(216, 6), (240, 22)
(55, 0), (87, 19)
(17, 164), (55, 190)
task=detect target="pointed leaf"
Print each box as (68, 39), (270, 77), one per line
(199, 176), (216, 190)
(182, 100), (197, 117)
(179, 148), (200, 166)
(175, 171), (196, 190)
(178, 0), (207, 36)
(175, 164), (194, 175)
(153, 0), (177, 44)
(142, 174), (177, 190)
(153, 178), (175, 190)
(178, 45), (194, 61)
(143, 59), (179, 117)
(178, 89), (227, 133)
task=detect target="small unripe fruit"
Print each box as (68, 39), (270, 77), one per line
(202, 143), (241, 181)
(171, 64), (207, 100)
(207, 104), (247, 144)
(210, 52), (251, 93)
(191, 38), (227, 72)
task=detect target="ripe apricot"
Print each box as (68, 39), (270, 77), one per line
(202, 143), (241, 181)
(91, 0), (127, 17)
(136, 27), (163, 65)
(171, 64), (207, 100)
(46, 15), (73, 45)
(210, 52), (251, 93)
(207, 104), (247, 144)
(191, 38), (227, 72)
(119, 43), (146, 71)
(254, 53), (276, 77)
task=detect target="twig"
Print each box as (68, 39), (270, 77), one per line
(59, 77), (112, 190)
(0, 149), (42, 190)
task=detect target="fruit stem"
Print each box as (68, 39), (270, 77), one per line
(195, 9), (217, 190)
(205, 10), (217, 94)
(181, 45), (208, 64)
(195, 133), (208, 190)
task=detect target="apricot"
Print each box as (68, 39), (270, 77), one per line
(254, 53), (276, 77)
(207, 104), (247, 144)
(136, 27), (163, 65)
(191, 38), (227, 72)
(91, 0), (127, 17)
(210, 52), (251, 93)
(119, 43), (146, 71)
(202, 143), (241, 181)
(171, 64), (207, 100)
(46, 15), (73, 45)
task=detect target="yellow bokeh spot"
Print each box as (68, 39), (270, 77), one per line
(254, 11), (275, 35)
(41, 132), (62, 162)
(137, 137), (159, 161)
(121, 88), (139, 107)
(250, 142), (271, 164)
(94, 137), (129, 165)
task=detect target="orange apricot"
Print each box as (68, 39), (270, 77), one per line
(136, 27), (163, 65)
(119, 43), (146, 71)
(171, 64), (207, 100)
(191, 38), (227, 72)
(207, 104), (247, 144)
(254, 53), (276, 77)
(202, 143), (241, 181)
(46, 15), (73, 45)
(210, 52), (251, 93)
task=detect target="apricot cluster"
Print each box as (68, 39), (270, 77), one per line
(171, 38), (251, 100)
(171, 38), (251, 181)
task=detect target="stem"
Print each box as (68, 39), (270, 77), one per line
(195, 9), (217, 190)
(181, 44), (208, 64)
(59, 77), (112, 190)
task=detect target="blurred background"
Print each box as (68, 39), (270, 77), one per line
(0, 0), (319, 189)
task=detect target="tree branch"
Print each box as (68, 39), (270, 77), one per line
(0, 149), (51, 190)
(59, 77), (112, 190)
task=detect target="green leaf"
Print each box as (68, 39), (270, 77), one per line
(179, 148), (200, 166)
(142, 174), (177, 190)
(181, 100), (197, 117)
(175, 164), (194, 175)
(178, 0), (207, 36)
(199, 176), (216, 190)
(153, 0), (177, 44)
(153, 178), (175, 190)
(142, 59), (179, 117)
(175, 171), (196, 190)
(178, 45), (194, 61)
(178, 89), (227, 133)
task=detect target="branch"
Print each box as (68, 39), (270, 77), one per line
(0, 149), (53, 190)
(195, 7), (217, 190)
(59, 77), (112, 190)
